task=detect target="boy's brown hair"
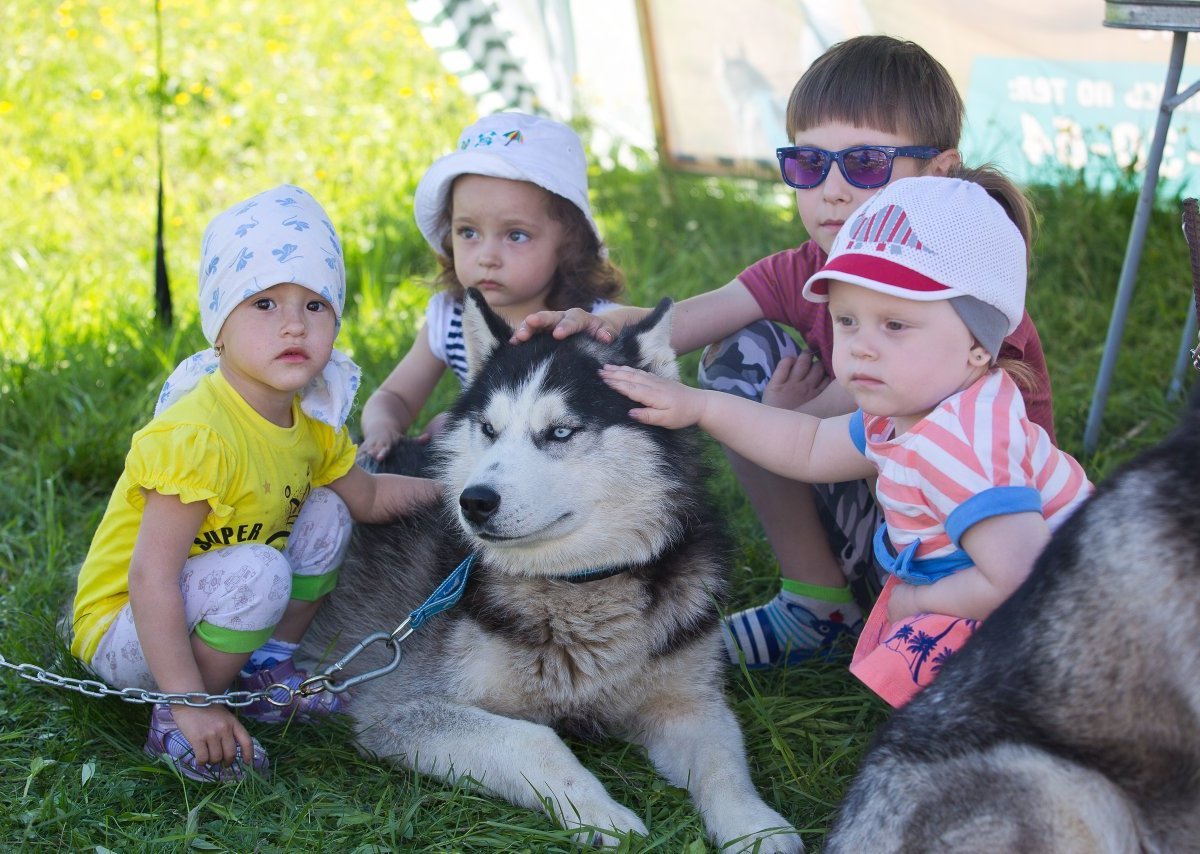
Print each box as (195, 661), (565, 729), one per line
(434, 183), (624, 311)
(786, 35), (963, 152)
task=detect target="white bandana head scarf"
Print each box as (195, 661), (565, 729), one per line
(155, 184), (360, 429)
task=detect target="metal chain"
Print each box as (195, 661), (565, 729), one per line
(0, 552), (478, 708)
(0, 653), (266, 707)
(0, 615), (413, 709)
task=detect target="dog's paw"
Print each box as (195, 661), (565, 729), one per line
(563, 802), (648, 847)
(728, 826), (805, 853)
(715, 805), (804, 853)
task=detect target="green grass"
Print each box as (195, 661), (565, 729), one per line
(1, 2), (1196, 850)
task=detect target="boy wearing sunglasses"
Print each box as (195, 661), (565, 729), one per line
(513, 35), (1055, 670)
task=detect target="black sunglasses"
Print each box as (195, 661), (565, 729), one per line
(775, 145), (942, 190)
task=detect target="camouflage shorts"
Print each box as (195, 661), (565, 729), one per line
(698, 320), (884, 602)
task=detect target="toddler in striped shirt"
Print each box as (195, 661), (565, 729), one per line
(601, 176), (1091, 708)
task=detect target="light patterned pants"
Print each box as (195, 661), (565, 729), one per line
(90, 487), (351, 690)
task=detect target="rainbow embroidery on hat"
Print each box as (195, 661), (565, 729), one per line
(844, 204), (925, 254)
(503, 129), (523, 145)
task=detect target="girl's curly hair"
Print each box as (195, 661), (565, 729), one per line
(431, 181), (624, 310)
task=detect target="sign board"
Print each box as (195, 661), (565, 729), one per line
(637, 0), (1200, 194)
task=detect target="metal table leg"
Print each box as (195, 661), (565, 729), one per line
(1168, 299), (1197, 400)
(1083, 30), (1189, 454)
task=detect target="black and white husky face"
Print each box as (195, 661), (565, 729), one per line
(432, 290), (691, 578)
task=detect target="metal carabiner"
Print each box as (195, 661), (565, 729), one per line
(306, 631), (405, 695)
(298, 557), (473, 695)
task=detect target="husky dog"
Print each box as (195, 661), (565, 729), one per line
(303, 291), (802, 851)
(825, 405), (1200, 852)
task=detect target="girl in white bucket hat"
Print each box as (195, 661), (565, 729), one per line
(601, 176), (1092, 709)
(72, 185), (440, 782)
(359, 113), (625, 461)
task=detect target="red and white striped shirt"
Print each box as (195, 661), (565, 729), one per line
(855, 370), (1091, 563)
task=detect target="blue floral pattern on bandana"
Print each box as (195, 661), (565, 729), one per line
(156, 185), (360, 429)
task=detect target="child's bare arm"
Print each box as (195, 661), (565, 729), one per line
(328, 464), (442, 523)
(359, 325), (445, 461)
(599, 364), (871, 484)
(667, 280), (765, 355)
(128, 491), (257, 767)
(794, 380), (856, 418)
(512, 279), (766, 356)
(888, 512), (1050, 622)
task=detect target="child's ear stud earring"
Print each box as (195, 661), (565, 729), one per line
(214, 343), (225, 356)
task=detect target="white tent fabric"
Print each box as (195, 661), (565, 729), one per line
(407, 0), (655, 160)
(407, 0), (543, 116)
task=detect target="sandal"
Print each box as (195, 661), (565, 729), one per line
(143, 703), (269, 782)
(236, 657), (347, 724)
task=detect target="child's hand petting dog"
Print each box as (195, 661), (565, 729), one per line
(511, 307), (617, 344)
(600, 364), (707, 430)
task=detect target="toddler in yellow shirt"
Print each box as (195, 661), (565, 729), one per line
(71, 185), (439, 782)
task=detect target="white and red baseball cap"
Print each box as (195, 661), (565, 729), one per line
(803, 176), (1026, 354)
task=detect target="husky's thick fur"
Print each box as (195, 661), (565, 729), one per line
(304, 291), (802, 851)
(826, 405), (1200, 853)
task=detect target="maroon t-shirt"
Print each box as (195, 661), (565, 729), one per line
(737, 242), (1057, 444)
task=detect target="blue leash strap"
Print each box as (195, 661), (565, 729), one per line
(408, 552), (477, 630)
(301, 552), (479, 696)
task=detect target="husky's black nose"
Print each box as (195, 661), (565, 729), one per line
(460, 485), (501, 524)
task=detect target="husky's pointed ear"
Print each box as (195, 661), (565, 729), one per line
(461, 288), (512, 379)
(627, 297), (678, 380)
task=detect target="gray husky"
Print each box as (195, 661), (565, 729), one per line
(303, 291), (802, 851)
(825, 403), (1200, 853)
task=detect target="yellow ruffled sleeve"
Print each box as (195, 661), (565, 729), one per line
(123, 423), (235, 519)
(312, 422), (357, 488)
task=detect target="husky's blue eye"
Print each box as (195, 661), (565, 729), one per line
(548, 426), (576, 441)
(480, 421), (496, 438)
